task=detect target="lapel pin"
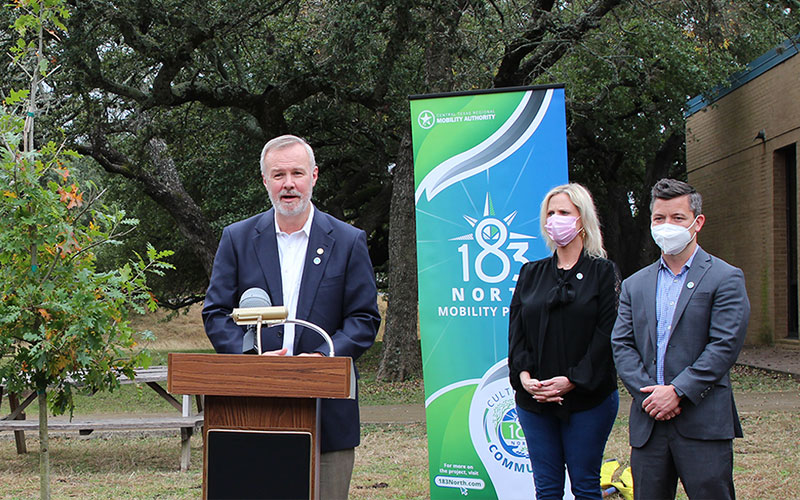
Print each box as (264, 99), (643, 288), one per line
(317, 247), (324, 255)
(576, 273), (583, 280)
(687, 282), (695, 289)
(313, 257), (321, 265)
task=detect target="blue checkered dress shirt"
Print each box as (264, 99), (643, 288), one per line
(655, 246), (700, 385)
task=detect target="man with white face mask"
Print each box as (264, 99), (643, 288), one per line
(611, 178), (750, 500)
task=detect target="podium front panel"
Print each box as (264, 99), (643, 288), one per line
(206, 429), (312, 500)
(202, 395), (321, 499)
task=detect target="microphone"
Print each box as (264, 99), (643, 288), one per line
(231, 288), (334, 357)
(240, 287), (272, 308)
(239, 288), (272, 354)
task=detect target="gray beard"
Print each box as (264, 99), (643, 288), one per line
(269, 190), (312, 218)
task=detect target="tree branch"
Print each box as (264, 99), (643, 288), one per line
(494, 0), (626, 87)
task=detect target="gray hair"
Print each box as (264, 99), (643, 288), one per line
(259, 135), (316, 177)
(539, 183), (607, 259)
(649, 178), (703, 216)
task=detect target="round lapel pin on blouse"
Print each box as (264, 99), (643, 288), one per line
(687, 281), (695, 289)
(576, 273), (583, 280)
(317, 247), (324, 255)
(313, 257), (321, 265)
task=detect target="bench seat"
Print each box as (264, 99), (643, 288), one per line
(0, 415), (204, 471)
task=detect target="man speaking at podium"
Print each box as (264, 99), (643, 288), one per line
(202, 134), (381, 499)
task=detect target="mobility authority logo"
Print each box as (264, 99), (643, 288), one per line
(418, 110), (435, 129)
(417, 108), (496, 130)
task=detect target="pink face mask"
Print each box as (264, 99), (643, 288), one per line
(545, 215), (581, 247)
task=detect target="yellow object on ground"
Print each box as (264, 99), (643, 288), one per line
(599, 459), (633, 500)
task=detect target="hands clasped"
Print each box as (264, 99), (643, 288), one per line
(640, 384), (682, 421)
(520, 371), (575, 404)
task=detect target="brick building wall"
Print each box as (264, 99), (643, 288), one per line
(686, 48), (800, 344)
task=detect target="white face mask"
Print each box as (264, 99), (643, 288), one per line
(650, 217), (698, 255)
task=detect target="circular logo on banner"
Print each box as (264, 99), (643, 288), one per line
(418, 110), (435, 129)
(468, 360), (555, 498)
(497, 407), (528, 459)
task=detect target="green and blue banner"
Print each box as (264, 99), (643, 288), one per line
(410, 85), (570, 499)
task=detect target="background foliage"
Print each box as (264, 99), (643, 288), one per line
(1, 0), (798, 378)
(0, 0), (172, 417)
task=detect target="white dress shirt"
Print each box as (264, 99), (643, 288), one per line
(275, 204), (314, 355)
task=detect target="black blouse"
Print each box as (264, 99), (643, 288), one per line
(508, 251), (620, 418)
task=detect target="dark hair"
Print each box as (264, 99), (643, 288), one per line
(649, 178), (703, 216)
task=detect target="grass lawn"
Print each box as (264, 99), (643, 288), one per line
(1, 305), (798, 498)
(2, 410), (797, 499)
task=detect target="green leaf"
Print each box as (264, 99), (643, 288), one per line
(13, 14), (38, 35)
(23, 330), (41, 342)
(5, 89), (30, 105)
(138, 330), (156, 341)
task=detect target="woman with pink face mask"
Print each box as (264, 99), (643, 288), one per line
(508, 183), (620, 499)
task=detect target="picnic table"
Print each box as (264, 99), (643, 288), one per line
(0, 366), (203, 471)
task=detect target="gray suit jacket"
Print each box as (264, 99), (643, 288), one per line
(611, 246), (750, 447)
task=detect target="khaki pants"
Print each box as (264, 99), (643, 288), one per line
(319, 448), (355, 499)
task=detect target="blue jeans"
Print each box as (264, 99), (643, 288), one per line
(517, 391), (618, 500)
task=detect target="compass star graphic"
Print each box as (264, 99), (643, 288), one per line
(449, 193), (536, 284)
(450, 193), (536, 244)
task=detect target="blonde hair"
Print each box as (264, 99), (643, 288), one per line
(539, 183), (607, 259)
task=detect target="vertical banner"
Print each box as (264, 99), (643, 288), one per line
(410, 86), (570, 499)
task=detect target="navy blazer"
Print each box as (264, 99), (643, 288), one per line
(611, 247), (750, 447)
(202, 207), (381, 452)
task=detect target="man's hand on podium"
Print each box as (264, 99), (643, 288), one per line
(260, 348), (323, 357)
(261, 348), (289, 356)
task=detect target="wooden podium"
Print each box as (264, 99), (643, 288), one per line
(167, 353), (355, 500)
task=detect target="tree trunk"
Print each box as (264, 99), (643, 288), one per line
(377, 131), (421, 381)
(78, 130), (219, 277)
(377, 2), (466, 381)
(38, 390), (50, 500)
(142, 136), (219, 275)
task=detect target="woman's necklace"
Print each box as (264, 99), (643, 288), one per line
(558, 258), (579, 270)
(556, 247), (581, 270)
